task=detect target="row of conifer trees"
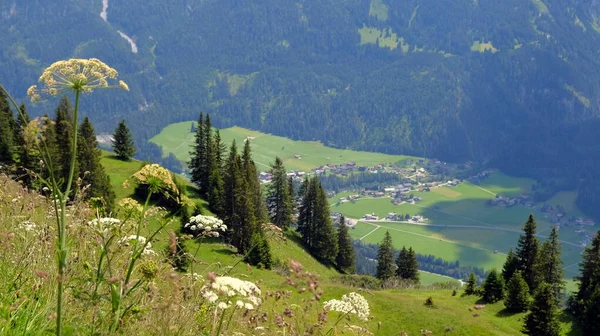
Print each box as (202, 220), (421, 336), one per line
(0, 92), (134, 212)
(186, 113), (356, 272)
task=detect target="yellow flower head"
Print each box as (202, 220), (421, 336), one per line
(27, 58), (128, 101)
(118, 197), (143, 214)
(132, 164), (179, 197)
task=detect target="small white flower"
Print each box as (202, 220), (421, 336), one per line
(244, 303), (254, 310)
(236, 300), (244, 308)
(217, 302), (229, 310)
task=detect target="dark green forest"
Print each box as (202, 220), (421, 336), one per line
(2, 0), (600, 217)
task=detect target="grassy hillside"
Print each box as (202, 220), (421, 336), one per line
(0, 172), (582, 335)
(150, 122), (418, 171)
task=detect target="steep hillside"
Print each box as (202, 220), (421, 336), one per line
(2, 0), (600, 217)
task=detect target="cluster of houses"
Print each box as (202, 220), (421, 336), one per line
(489, 194), (533, 207)
(313, 162), (359, 176)
(258, 170), (307, 184)
(360, 212), (427, 223)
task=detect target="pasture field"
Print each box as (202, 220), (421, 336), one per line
(150, 122), (418, 171)
(477, 171), (534, 197)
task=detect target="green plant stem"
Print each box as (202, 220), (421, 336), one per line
(56, 89), (80, 336)
(214, 309), (227, 336)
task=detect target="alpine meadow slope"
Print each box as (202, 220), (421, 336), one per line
(2, 0), (600, 219)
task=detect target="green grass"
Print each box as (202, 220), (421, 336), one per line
(150, 123), (417, 171)
(419, 271), (461, 286)
(546, 191), (585, 217)
(478, 171), (534, 197)
(100, 150), (144, 200)
(532, 0), (550, 14)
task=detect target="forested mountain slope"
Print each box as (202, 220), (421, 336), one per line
(2, 0), (600, 217)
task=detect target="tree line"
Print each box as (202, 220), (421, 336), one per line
(186, 113), (356, 272)
(353, 240), (487, 281)
(0, 93), (129, 212)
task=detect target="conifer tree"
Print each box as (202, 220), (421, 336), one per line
(40, 115), (60, 181)
(406, 247), (420, 283)
(570, 229), (600, 331)
(523, 283), (561, 336)
(112, 120), (136, 160)
(189, 112), (206, 191)
(245, 231), (273, 269)
(504, 271), (530, 313)
(582, 288), (600, 335)
(395, 246), (409, 279)
(266, 157), (293, 229)
(201, 114), (214, 197)
(516, 214), (540, 293)
(0, 89), (16, 164)
(54, 96), (77, 183)
(465, 272), (478, 295)
(311, 178), (338, 264)
(222, 140), (259, 254)
(376, 231), (396, 281)
(297, 176), (315, 246)
(336, 216), (355, 274)
(482, 269), (505, 303)
(538, 226), (564, 301)
(502, 248), (520, 283)
(78, 117), (115, 211)
(242, 140), (267, 224)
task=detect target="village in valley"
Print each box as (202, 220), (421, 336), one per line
(257, 153), (597, 247)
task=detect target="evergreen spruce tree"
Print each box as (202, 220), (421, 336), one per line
(200, 114), (213, 197)
(406, 247), (420, 283)
(465, 272), (478, 295)
(111, 120), (136, 160)
(40, 115), (60, 181)
(336, 216), (355, 273)
(395, 246), (409, 279)
(482, 269), (505, 303)
(245, 231), (273, 269)
(0, 89), (16, 164)
(223, 141), (243, 248)
(504, 271), (530, 313)
(376, 231), (396, 281)
(570, 229), (600, 331)
(297, 176), (315, 247)
(54, 96), (78, 183)
(538, 226), (564, 301)
(311, 178), (338, 264)
(582, 288), (600, 335)
(242, 140), (268, 224)
(516, 214), (540, 293)
(78, 117), (116, 212)
(188, 112), (206, 191)
(501, 248), (520, 283)
(523, 283), (561, 336)
(266, 157), (294, 229)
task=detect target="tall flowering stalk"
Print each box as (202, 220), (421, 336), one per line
(2, 58), (128, 336)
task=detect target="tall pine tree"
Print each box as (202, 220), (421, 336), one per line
(570, 229), (600, 332)
(523, 283), (561, 336)
(335, 216), (355, 274)
(189, 112), (206, 192)
(516, 214), (540, 293)
(241, 140), (267, 225)
(538, 226), (564, 301)
(266, 157), (294, 229)
(482, 269), (505, 303)
(0, 88), (16, 164)
(501, 248), (520, 284)
(78, 117), (116, 212)
(311, 177), (338, 264)
(376, 231), (395, 281)
(54, 96), (77, 184)
(504, 271), (530, 313)
(111, 120), (136, 160)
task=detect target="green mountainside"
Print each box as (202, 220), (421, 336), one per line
(2, 0), (600, 218)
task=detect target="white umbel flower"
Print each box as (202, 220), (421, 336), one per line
(324, 292), (370, 321)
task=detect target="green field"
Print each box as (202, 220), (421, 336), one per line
(150, 122), (418, 171)
(332, 177), (586, 277)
